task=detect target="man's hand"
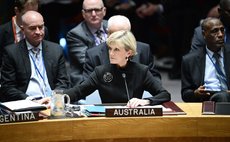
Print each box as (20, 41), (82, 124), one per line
(194, 86), (211, 96)
(136, 3), (159, 18)
(34, 97), (51, 108)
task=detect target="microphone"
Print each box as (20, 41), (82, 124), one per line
(122, 73), (130, 102)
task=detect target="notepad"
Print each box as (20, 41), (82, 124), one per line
(85, 106), (105, 113)
(1, 100), (47, 112)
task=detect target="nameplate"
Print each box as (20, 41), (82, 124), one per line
(0, 111), (40, 124)
(105, 107), (163, 117)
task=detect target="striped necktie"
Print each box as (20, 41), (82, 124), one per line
(213, 52), (228, 90)
(95, 30), (104, 44)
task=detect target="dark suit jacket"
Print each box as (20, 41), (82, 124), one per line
(65, 61), (170, 105)
(0, 39), (69, 102)
(83, 42), (161, 82)
(190, 26), (206, 52)
(66, 20), (107, 85)
(0, 20), (49, 67)
(181, 45), (230, 102)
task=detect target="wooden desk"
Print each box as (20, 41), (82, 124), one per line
(0, 103), (230, 142)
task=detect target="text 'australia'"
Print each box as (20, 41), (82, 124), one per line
(114, 108), (156, 116)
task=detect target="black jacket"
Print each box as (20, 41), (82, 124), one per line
(65, 61), (170, 105)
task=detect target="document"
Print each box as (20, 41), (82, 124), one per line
(1, 100), (47, 112)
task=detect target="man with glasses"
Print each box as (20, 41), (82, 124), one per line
(66, 0), (107, 87)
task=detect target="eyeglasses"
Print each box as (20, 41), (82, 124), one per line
(83, 7), (104, 14)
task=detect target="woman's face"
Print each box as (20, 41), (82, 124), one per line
(108, 43), (131, 67)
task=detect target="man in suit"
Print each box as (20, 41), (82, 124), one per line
(66, 0), (107, 86)
(83, 15), (161, 82)
(181, 17), (230, 102)
(191, 0), (230, 52)
(0, 11), (69, 102)
(135, 0), (219, 79)
(0, 0), (49, 71)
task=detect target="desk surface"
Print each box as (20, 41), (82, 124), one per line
(0, 103), (230, 142)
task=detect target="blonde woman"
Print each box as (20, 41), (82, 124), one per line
(65, 30), (170, 107)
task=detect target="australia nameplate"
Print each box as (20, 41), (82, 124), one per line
(105, 107), (163, 117)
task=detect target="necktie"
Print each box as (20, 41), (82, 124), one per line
(31, 48), (40, 58)
(31, 48), (43, 82)
(225, 29), (230, 44)
(95, 30), (104, 45)
(213, 52), (228, 90)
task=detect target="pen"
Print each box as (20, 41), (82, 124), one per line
(31, 97), (42, 101)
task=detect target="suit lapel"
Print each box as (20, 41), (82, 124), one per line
(102, 20), (108, 34)
(5, 21), (15, 45)
(82, 22), (95, 47)
(42, 41), (51, 81)
(20, 40), (31, 75)
(100, 44), (110, 64)
(223, 45), (230, 88)
(197, 48), (206, 85)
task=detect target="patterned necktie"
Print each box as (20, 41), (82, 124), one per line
(95, 30), (104, 44)
(213, 52), (228, 90)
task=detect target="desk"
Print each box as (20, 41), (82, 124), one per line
(0, 103), (230, 142)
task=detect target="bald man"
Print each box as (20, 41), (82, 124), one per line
(0, 11), (69, 102)
(66, 0), (107, 86)
(83, 15), (161, 82)
(0, 0), (49, 69)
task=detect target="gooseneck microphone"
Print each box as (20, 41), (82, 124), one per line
(122, 73), (130, 101)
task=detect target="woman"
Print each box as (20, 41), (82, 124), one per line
(65, 30), (171, 107)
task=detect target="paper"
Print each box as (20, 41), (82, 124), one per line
(1, 100), (47, 112)
(85, 106), (105, 113)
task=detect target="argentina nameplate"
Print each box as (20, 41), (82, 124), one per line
(105, 107), (163, 117)
(0, 111), (40, 124)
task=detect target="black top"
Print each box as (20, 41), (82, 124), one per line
(65, 61), (170, 105)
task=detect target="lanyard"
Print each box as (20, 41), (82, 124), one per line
(12, 16), (18, 43)
(29, 52), (46, 88)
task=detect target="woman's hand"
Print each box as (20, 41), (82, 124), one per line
(126, 98), (150, 108)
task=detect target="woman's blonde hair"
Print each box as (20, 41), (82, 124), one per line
(106, 30), (137, 58)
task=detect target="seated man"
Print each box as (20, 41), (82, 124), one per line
(181, 17), (230, 102)
(0, 11), (69, 102)
(66, 0), (107, 86)
(0, 0), (49, 69)
(83, 15), (161, 83)
(190, 0), (230, 52)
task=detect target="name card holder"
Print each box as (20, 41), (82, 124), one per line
(105, 107), (162, 117)
(0, 111), (40, 124)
